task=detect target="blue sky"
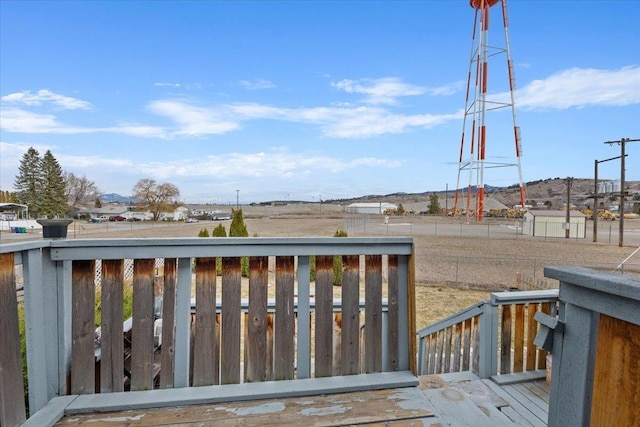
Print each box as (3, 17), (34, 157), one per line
(1, 0), (639, 204)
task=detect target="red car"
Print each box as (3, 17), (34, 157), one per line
(109, 215), (126, 221)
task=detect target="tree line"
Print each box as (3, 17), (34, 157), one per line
(6, 147), (181, 220)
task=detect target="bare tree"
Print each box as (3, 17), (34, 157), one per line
(132, 178), (180, 221)
(64, 172), (103, 208)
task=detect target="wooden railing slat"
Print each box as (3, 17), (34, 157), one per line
(221, 257), (242, 384)
(246, 257), (268, 383)
(364, 255), (383, 373)
(462, 318), (472, 371)
(274, 256), (295, 380)
(341, 255), (360, 375)
(537, 302), (552, 370)
(160, 258), (177, 388)
(472, 315), (480, 374)
(0, 252), (26, 426)
(192, 257), (217, 386)
(514, 304), (525, 373)
(387, 255), (399, 372)
(500, 305), (512, 375)
(314, 256), (334, 378)
(100, 259), (124, 393)
(131, 259), (155, 391)
(453, 323), (462, 372)
(526, 303), (538, 371)
(71, 259), (96, 394)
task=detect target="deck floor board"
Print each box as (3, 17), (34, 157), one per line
(56, 373), (550, 426)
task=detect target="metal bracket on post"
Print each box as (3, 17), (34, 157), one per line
(534, 311), (564, 352)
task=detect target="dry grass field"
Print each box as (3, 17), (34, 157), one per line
(53, 204), (640, 330)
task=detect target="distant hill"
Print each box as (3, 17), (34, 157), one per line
(324, 178), (640, 211)
(101, 193), (140, 204)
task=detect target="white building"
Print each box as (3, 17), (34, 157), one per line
(522, 210), (587, 239)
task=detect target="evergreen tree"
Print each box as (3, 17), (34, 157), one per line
(427, 194), (441, 215)
(197, 228), (210, 237)
(333, 229), (348, 285)
(40, 150), (68, 218)
(211, 224), (227, 275)
(14, 147), (43, 218)
(229, 209), (249, 276)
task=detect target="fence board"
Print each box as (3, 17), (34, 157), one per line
(315, 256), (334, 377)
(246, 257), (268, 383)
(500, 304), (512, 374)
(71, 259), (96, 394)
(364, 255), (382, 373)
(192, 257), (217, 386)
(274, 256), (295, 380)
(472, 315), (480, 374)
(387, 255), (399, 372)
(221, 257), (241, 384)
(0, 252), (26, 427)
(100, 259), (124, 393)
(514, 304), (525, 373)
(160, 258), (177, 388)
(131, 259), (155, 391)
(341, 255), (360, 375)
(435, 330), (444, 374)
(526, 303), (538, 371)
(443, 326), (452, 373)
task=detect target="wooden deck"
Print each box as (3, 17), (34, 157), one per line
(55, 372), (549, 426)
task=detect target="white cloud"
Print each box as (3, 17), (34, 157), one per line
(332, 77), (426, 105)
(147, 100), (240, 136)
(155, 82), (182, 88)
(134, 149), (401, 180)
(1, 89), (91, 110)
(516, 65), (640, 110)
(238, 79), (276, 90)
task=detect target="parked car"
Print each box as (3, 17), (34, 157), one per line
(127, 216), (142, 221)
(185, 218), (199, 223)
(109, 215), (126, 221)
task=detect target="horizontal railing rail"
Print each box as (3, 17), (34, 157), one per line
(0, 237), (415, 427)
(417, 289), (559, 379)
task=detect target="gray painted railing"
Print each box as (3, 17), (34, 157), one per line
(541, 266), (640, 427)
(417, 289), (559, 379)
(0, 237), (416, 427)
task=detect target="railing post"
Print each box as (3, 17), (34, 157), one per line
(477, 301), (498, 378)
(21, 247), (49, 411)
(174, 257), (192, 388)
(397, 255), (410, 372)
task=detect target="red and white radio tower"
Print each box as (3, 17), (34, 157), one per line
(454, 0), (526, 222)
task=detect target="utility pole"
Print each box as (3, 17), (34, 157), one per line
(235, 189), (239, 211)
(565, 177), (573, 239)
(593, 155), (624, 243)
(604, 137), (639, 247)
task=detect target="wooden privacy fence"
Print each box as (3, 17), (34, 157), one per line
(0, 237), (416, 427)
(417, 289), (559, 379)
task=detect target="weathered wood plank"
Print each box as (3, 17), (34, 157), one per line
(71, 259), (96, 394)
(221, 257), (241, 384)
(57, 384), (432, 426)
(514, 304), (525, 373)
(452, 323), (461, 372)
(387, 255), (399, 372)
(0, 252), (26, 427)
(246, 256), (268, 383)
(435, 330), (444, 374)
(274, 256), (295, 380)
(500, 304), (512, 374)
(365, 255), (382, 373)
(591, 314), (640, 426)
(159, 258), (177, 388)
(131, 259), (155, 391)
(462, 317), (472, 371)
(443, 326), (452, 373)
(526, 303), (538, 371)
(192, 257), (217, 386)
(472, 315), (480, 374)
(100, 259), (124, 393)
(407, 250), (417, 375)
(314, 255), (333, 377)
(341, 255), (360, 375)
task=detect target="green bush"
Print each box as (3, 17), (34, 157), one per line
(211, 223), (227, 275)
(197, 228), (210, 237)
(332, 229), (347, 285)
(229, 209), (250, 277)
